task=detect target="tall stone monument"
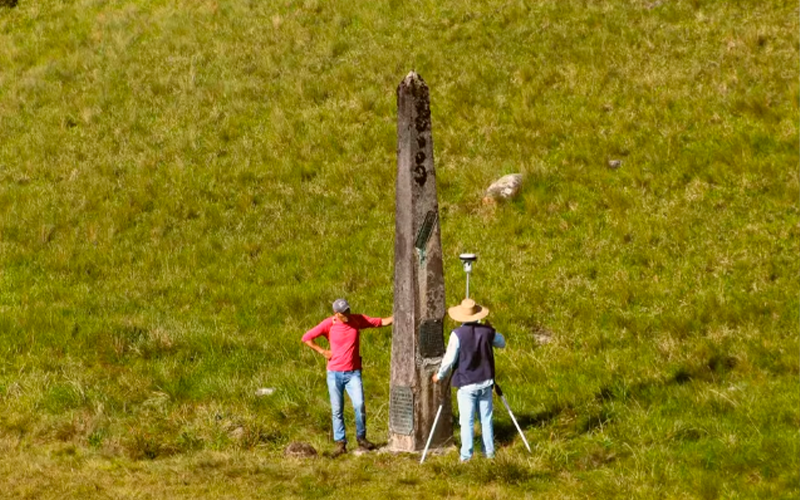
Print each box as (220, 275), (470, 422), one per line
(388, 72), (452, 452)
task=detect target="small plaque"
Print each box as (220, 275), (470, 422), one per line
(414, 211), (437, 251)
(390, 386), (414, 435)
(418, 319), (444, 359)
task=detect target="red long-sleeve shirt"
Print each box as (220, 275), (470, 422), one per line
(302, 314), (383, 371)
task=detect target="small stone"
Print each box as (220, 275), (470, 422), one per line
(533, 334), (552, 345)
(532, 325), (554, 345)
(230, 427), (245, 439)
(284, 442), (318, 458)
(607, 160), (622, 169)
(255, 388), (276, 397)
(483, 173), (523, 203)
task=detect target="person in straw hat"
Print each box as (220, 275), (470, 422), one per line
(432, 298), (506, 462)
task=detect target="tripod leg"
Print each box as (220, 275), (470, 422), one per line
(500, 395), (532, 453)
(420, 403), (444, 464)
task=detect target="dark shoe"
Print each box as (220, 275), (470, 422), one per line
(357, 438), (376, 451)
(331, 440), (347, 458)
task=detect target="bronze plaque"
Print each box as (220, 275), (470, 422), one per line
(390, 386), (414, 435)
(414, 210), (437, 252)
(418, 319), (444, 359)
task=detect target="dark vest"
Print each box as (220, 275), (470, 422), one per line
(451, 323), (496, 388)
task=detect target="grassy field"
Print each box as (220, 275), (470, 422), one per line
(1, 0), (798, 498)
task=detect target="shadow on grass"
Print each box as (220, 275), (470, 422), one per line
(494, 350), (740, 446)
(494, 406), (563, 446)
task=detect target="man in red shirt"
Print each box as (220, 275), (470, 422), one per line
(302, 298), (393, 456)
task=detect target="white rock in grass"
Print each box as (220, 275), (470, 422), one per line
(255, 387), (276, 397)
(483, 173), (523, 204)
(532, 325), (554, 346)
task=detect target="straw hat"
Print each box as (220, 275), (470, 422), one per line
(447, 298), (489, 323)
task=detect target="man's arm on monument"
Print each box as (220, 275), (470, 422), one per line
(353, 315), (392, 328)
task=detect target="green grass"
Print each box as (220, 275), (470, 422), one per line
(0, 0), (798, 498)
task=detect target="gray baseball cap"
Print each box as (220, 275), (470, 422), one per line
(332, 298), (350, 314)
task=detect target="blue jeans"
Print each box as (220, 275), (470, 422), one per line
(326, 370), (366, 443)
(456, 385), (494, 461)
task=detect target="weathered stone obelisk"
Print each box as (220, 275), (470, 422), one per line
(388, 72), (452, 452)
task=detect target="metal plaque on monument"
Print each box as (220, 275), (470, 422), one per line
(388, 72), (452, 452)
